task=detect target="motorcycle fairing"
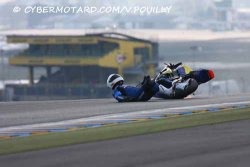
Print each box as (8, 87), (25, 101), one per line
(176, 65), (193, 76)
(191, 69), (215, 84)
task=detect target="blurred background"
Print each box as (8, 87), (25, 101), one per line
(0, 0), (250, 101)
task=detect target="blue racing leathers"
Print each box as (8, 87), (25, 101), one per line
(112, 83), (159, 102)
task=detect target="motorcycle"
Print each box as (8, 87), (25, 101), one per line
(154, 62), (215, 99)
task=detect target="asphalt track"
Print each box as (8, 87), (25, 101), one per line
(0, 94), (250, 166)
(0, 119), (249, 167)
(1, 94), (250, 127)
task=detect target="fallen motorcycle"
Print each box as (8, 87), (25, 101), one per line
(154, 62), (215, 99)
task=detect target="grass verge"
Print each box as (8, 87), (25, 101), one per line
(0, 107), (250, 155)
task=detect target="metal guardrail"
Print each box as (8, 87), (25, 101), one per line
(4, 84), (111, 101)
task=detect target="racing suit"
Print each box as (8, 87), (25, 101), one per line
(112, 77), (159, 102)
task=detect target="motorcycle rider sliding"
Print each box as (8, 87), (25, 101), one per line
(107, 73), (191, 102)
(107, 63), (214, 102)
(107, 74), (159, 102)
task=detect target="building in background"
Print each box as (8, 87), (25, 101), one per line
(4, 30), (158, 100)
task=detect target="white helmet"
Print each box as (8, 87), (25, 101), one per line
(107, 74), (124, 89)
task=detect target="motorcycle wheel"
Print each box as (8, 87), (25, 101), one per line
(173, 79), (198, 99)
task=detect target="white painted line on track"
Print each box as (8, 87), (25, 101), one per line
(0, 101), (250, 133)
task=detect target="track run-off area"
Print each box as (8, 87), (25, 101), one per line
(0, 94), (250, 138)
(0, 94), (250, 167)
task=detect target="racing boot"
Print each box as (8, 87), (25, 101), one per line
(141, 76), (151, 90)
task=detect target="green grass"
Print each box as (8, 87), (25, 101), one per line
(0, 107), (250, 155)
